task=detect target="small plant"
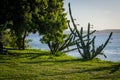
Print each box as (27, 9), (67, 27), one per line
(68, 3), (113, 60)
(76, 24), (112, 60)
(46, 32), (78, 55)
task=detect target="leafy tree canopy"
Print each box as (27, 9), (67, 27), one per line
(0, 0), (68, 50)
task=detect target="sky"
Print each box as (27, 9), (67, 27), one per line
(64, 0), (120, 30)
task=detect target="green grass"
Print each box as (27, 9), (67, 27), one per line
(0, 49), (120, 80)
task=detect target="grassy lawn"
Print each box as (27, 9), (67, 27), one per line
(0, 49), (120, 80)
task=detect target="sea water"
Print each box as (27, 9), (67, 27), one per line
(26, 32), (120, 62)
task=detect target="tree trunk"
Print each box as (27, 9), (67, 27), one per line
(22, 30), (27, 50)
(16, 38), (22, 49)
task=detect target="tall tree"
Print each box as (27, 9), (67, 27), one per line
(0, 0), (68, 51)
(0, 0), (38, 49)
(36, 0), (68, 54)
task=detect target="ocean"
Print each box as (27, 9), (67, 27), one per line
(26, 32), (120, 62)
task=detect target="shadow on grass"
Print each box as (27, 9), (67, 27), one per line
(36, 64), (120, 79)
(109, 64), (120, 74)
(0, 51), (50, 61)
(93, 64), (120, 79)
(0, 74), (38, 80)
(93, 75), (120, 79)
(21, 58), (81, 64)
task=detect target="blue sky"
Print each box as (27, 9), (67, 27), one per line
(64, 0), (120, 30)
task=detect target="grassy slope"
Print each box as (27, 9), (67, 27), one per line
(0, 49), (120, 80)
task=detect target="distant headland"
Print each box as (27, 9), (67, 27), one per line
(96, 29), (120, 33)
(65, 29), (120, 34)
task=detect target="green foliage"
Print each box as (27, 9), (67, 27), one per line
(68, 3), (113, 60)
(0, 0), (68, 50)
(0, 0), (34, 49)
(40, 24), (80, 55)
(0, 0), (47, 49)
(1, 29), (17, 48)
(0, 29), (32, 49)
(37, 0), (68, 55)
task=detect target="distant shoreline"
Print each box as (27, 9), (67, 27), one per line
(96, 29), (120, 33)
(64, 29), (120, 34)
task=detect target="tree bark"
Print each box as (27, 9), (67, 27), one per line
(22, 30), (27, 50)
